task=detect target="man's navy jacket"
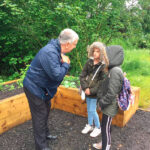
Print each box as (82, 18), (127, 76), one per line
(23, 39), (70, 101)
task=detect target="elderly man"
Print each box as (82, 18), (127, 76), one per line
(23, 28), (79, 150)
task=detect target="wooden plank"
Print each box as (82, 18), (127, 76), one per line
(138, 108), (150, 112)
(57, 86), (81, 100)
(0, 94), (30, 119)
(0, 102), (30, 120)
(0, 85), (140, 135)
(0, 93), (56, 134)
(2, 79), (19, 85)
(0, 93), (25, 102)
(51, 86), (140, 128)
(98, 112), (124, 127)
(122, 87), (140, 126)
(0, 93), (32, 134)
(51, 91), (87, 117)
(0, 110), (31, 134)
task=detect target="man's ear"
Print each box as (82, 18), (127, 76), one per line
(65, 42), (70, 48)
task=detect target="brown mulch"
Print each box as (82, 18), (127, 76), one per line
(0, 109), (150, 150)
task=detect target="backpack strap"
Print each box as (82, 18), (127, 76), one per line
(109, 66), (123, 75)
(108, 67), (124, 96)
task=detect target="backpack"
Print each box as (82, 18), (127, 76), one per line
(117, 76), (132, 111)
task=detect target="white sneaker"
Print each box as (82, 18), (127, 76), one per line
(81, 124), (93, 134)
(90, 127), (101, 137)
(93, 142), (102, 149)
(93, 141), (111, 150)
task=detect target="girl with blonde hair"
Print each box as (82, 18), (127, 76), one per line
(80, 42), (109, 137)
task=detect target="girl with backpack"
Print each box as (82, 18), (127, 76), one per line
(93, 45), (124, 150)
(80, 42), (109, 137)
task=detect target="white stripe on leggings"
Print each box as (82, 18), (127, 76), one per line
(106, 116), (112, 150)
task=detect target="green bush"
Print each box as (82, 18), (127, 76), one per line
(1, 0), (150, 77)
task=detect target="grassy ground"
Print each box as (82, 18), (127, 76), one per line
(122, 49), (150, 108)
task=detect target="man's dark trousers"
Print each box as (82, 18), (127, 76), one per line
(24, 87), (51, 150)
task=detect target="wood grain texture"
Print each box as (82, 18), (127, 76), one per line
(0, 85), (140, 134)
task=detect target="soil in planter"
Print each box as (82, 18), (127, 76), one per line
(0, 82), (24, 100)
(0, 109), (150, 150)
(0, 76), (80, 100)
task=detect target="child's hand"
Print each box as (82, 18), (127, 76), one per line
(85, 88), (90, 95)
(123, 72), (127, 77)
(97, 102), (101, 111)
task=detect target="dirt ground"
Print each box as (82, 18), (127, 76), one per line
(0, 83), (23, 100)
(0, 108), (150, 150)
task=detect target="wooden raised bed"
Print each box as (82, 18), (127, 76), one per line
(0, 93), (31, 134)
(0, 84), (140, 134)
(51, 86), (140, 127)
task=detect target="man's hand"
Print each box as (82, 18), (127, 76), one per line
(61, 54), (70, 64)
(85, 88), (90, 95)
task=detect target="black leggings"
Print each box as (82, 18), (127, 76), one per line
(101, 114), (112, 150)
